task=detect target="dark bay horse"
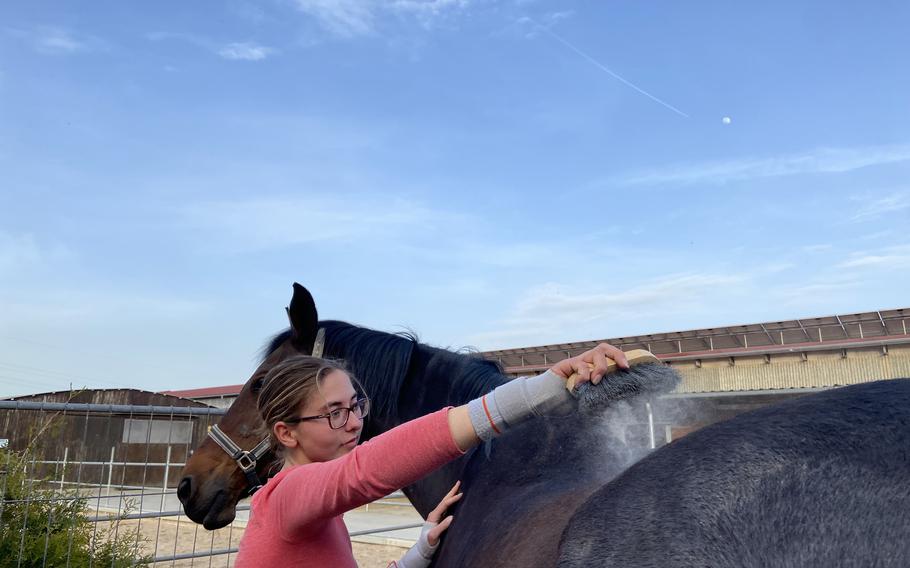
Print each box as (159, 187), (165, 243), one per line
(178, 284), (910, 566)
(558, 377), (910, 567)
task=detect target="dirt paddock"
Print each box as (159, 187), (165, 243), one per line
(97, 517), (409, 567)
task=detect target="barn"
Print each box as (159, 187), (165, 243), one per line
(0, 388), (218, 488)
(164, 307), (910, 450)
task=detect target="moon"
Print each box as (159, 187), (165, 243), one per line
(722, 116), (732, 125)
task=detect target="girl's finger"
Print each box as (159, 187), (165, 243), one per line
(600, 343), (629, 368)
(429, 492), (463, 522)
(590, 349), (610, 384)
(437, 481), (461, 509)
(574, 361), (591, 383)
(426, 516), (454, 547)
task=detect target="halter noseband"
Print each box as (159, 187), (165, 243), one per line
(207, 424), (272, 496)
(206, 328), (326, 496)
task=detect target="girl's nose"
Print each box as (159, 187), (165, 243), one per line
(346, 411), (363, 431)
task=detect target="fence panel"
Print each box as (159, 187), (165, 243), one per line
(0, 401), (420, 567)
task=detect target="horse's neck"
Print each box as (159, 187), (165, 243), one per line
(396, 347), (508, 517)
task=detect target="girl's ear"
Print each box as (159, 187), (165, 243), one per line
(273, 422), (299, 449)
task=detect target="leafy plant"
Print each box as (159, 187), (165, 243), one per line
(1, 446), (150, 566)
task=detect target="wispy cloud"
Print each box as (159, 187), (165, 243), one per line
(146, 32), (277, 61)
(180, 195), (452, 252)
(801, 244), (833, 253)
(469, 272), (748, 348)
(0, 232), (72, 277)
(837, 244), (910, 269)
(609, 144), (910, 187)
(217, 42), (276, 61)
(290, 0), (470, 38)
(4, 291), (208, 325)
(6, 25), (106, 55)
(850, 191), (910, 222)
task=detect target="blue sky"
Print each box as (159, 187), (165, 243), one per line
(1, 1), (908, 397)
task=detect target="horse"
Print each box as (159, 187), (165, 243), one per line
(558, 377), (910, 567)
(178, 284), (910, 566)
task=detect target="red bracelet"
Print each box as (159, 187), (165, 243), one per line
(481, 395), (502, 435)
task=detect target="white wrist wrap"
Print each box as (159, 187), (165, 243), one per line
(393, 521), (439, 568)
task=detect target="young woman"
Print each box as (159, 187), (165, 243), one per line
(234, 343), (628, 567)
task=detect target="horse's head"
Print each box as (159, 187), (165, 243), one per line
(177, 283), (320, 529)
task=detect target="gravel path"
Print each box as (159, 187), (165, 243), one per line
(95, 510), (411, 566)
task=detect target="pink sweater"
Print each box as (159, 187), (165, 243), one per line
(234, 408), (463, 567)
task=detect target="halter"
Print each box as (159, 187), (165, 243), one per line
(206, 327), (326, 496)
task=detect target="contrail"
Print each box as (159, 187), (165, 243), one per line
(527, 17), (690, 119)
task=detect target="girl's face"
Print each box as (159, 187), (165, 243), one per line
(283, 370), (364, 465)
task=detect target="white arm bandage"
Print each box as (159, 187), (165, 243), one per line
(388, 521), (439, 568)
(466, 370), (573, 442)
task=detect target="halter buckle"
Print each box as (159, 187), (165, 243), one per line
(236, 452), (256, 472)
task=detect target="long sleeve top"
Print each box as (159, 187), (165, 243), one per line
(235, 408), (463, 567)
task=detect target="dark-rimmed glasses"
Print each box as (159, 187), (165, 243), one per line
(285, 397), (370, 430)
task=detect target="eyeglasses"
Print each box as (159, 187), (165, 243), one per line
(285, 397), (370, 430)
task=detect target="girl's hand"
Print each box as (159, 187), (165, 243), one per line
(551, 343), (629, 386)
(426, 481), (462, 546)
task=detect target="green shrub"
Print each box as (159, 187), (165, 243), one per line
(0, 448), (150, 567)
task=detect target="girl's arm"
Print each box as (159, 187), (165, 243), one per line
(269, 408), (462, 540)
(271, 343), (627, 540)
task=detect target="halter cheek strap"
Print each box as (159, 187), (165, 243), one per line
(312, 327), (326, 358)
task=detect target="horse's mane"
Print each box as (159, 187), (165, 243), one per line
(261, 320), (506, 420)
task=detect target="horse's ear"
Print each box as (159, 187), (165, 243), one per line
(287, 283), (319, 353)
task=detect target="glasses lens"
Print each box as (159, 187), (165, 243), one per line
(356, 398), (370, 419)
(329, 408), (349, 429)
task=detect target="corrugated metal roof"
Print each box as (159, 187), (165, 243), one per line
(6, 388), (213, 408)
(160, 384), (245, 399)
(487, 307), (910, 369)
(160, 308), (910, 399)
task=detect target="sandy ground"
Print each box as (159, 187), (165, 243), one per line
(96, 507), (412, 567)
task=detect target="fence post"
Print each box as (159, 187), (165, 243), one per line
(59, 447), (69, 490)
(160, 446), (172, 511)
(107, 446), (115, 492)
(646, 401), (656, 450)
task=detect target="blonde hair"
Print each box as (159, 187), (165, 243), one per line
(256, 356), (361, 455)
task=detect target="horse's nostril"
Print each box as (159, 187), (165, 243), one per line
(177, 477), (193, 502)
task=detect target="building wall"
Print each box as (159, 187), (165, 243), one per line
(0, 389), (218, 488)
(669, 344), (910, 393)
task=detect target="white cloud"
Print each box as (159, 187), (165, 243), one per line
(147, 32), (276, 61)
(837, 244), (910, 269)
(181, 195), (450, 252)
(469, 272), (749, 348)
(510, 10), (575, 38)
(290, 0), (470, 37)
(217, 41), (276, 60)
(608, 144), (910, 187)
(0, 232), (72, 276)
(850, 191), (910, 222)
(4, 292), (207, 325)
(6, 26), (105, 55)
(801, 244), (833, 253)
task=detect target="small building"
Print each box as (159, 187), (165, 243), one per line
(0, 389), (217, 488)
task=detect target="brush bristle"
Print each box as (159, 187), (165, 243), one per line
(576, 363), (680, 412)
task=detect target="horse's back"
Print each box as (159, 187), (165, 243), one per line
(558, 378), (910, 568)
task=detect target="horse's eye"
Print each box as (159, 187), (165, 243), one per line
(251, 377), (265, 393)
